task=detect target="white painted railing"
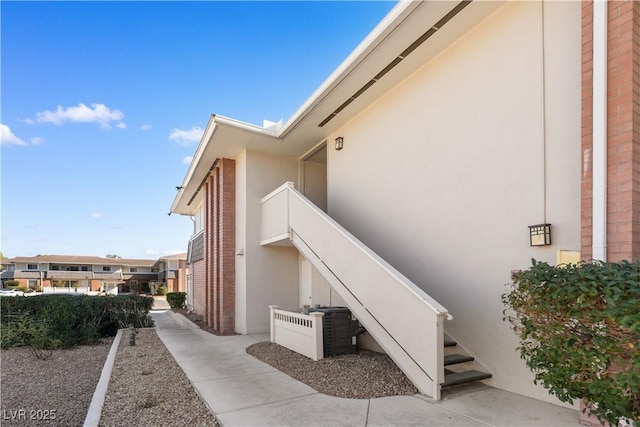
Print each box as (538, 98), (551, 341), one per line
(261, 182), (451, 399)
(269, 305), (324, 361)
(43, 286), (90, 294)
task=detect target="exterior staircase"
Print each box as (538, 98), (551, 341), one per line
(443, 340), (492, 388)
(261, 182), (491, 399)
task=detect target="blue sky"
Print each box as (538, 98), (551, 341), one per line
(1, 1), (396, 259)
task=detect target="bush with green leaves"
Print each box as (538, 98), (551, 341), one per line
(3, 280), (20, 288)
(502, 259), (640, 425)
(155, 285), (168, 296)
(166, 292), (186, 309)
(1, 294), (154, 350)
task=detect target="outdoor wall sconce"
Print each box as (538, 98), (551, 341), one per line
(528, 223), (551, 246)
(335, 137), (344, 151)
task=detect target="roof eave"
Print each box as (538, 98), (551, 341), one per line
(171, 115), (279, 215)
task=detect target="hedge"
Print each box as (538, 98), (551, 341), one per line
(166, 292), (186, 309)
(1, 294), (154, 350)
(502, 259), (640, 425)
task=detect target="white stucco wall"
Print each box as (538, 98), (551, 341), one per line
(325, 1), (581, 405)
(235, 149), (300, 334)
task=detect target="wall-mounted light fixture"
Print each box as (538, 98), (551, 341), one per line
(528, 223), (551, 246)
(335, 137), (344, 151)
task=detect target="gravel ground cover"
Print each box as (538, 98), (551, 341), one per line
(246, 341), (418, 398)
(0, 339), (113, 426)
(99, 328), (217, 427)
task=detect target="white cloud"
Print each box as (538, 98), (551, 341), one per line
(168, 126), (203, 146)
(90, 212), (104, 219)
(116, 122), (126, 129)
(145, 249), (160, 256)
(182, 156), (193, 164)
(35, 103), (125, 129)
(21, 118), (35, 125)
(1, 124), (27, 146)
(30, 137), (45, 145)
(140, 124), (152, 131)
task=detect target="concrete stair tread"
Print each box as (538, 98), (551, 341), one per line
(443, 353), (474, 366)
(444, 340), (457, 347)
(443, 370), (492, 388)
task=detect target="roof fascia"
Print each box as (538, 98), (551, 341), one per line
(276, 0), (419, 140)
(171, 115), (278, 213)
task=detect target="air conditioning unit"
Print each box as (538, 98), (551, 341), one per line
(309, 306), (359, 357)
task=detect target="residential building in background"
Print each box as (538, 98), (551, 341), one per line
(0, 254), (187, 294)
(153, 253), (188, 293)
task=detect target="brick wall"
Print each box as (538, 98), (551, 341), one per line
(219, 158), (236, 333)
(202, 158), (236, 334)
(582, 0), (594, 260)
(582, 0), (640, 262)
(192, 259), (206, 316)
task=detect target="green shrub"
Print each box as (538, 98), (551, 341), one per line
(1, 294), (155, 350)
(3, 280), (20, 288)
(155, 286), (168, 296)
(502, 259), (640, 425)
(166, 292), (186, 309)
(16, 286), (28, 293)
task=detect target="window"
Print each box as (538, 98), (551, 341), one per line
(130, 267), (138, 273)
(51, 265), (60, 271)
(27, 264), (37, 270)
(81, 266), (88, 271)
(151, 268), (159, 273)
(27, 279), (38, 289)
(102, 266), (111, 272)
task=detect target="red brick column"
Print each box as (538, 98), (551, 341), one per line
(582, 0), (594, 260)
(582, 0), (640, 262)
(204, 172), (214, 326)
(218, 159), (236, 333)
(203, 158), (236, 334)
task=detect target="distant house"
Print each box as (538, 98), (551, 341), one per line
(0, 255), (159, 293)
(170, 0), (638, 405)
(153, 253), (188, 293)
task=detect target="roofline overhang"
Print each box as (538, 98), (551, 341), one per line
(170, 0), (505, 215)
(276, 0), (420, 140)
(171, 114), (280, 214)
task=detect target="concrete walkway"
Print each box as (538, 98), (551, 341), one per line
(150, 310), (581, 427)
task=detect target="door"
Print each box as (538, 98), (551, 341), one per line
(299, 259), (312, 308)
(302, 144), (327, 212)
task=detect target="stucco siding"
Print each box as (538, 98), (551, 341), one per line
(235, 149), (300, 334)
(326, 1), (581, 405)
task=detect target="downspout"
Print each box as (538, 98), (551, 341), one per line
(592, 0), (607, 261)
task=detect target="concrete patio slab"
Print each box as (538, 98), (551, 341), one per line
(149, 311), (582, 427)
(204, 335), (264, 355)
(217, 393), (369, 427)
(179, 354), (277, 383)
(436, 386), (580, 426)
(193, 371), (318, 414)
(367, 395), (488, 427)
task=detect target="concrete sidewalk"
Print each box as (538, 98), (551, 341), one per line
(150, 310), (581, 427)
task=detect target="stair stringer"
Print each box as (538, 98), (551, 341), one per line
(290, 229), (445, 400)
(261, 183), (452, 400)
